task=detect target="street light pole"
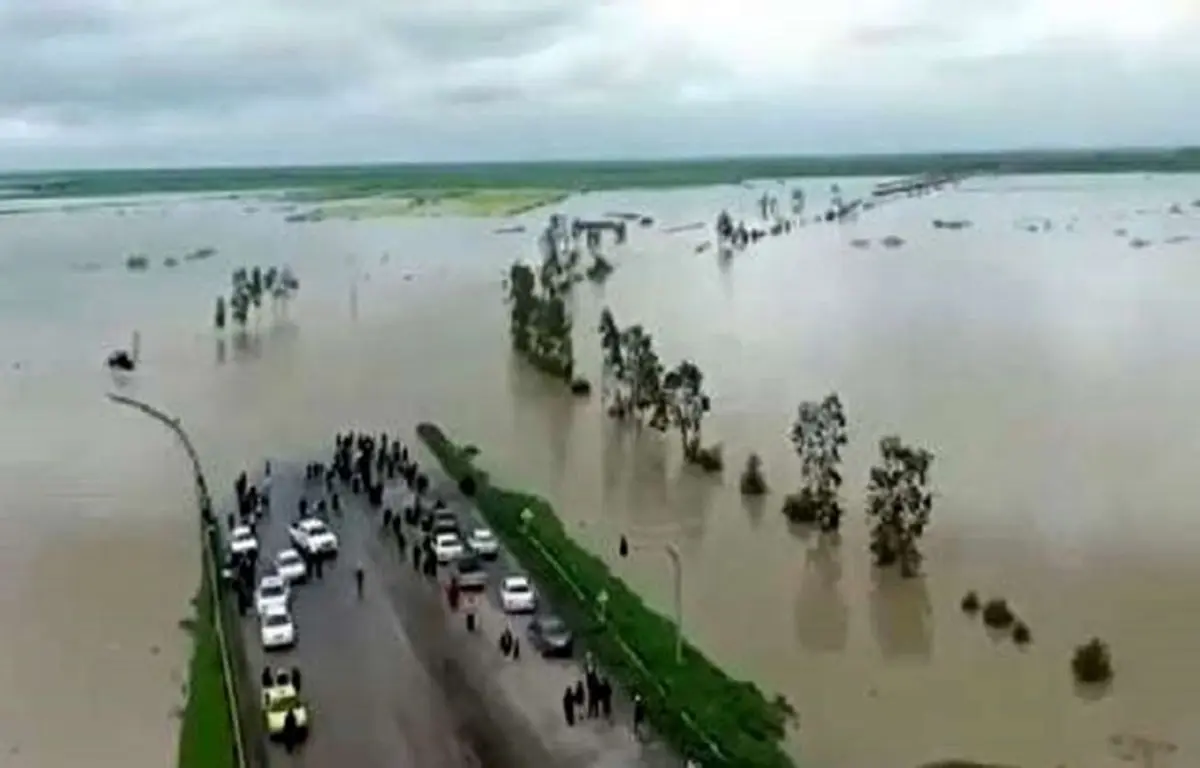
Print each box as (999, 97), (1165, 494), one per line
(663, 543), (683, 664)
(621, 537), (685, 664)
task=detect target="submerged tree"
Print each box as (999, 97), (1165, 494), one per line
(250, 266), (264, 312)
(532, 291), (574, 380)
(663, 360), (713, 462)
(230, 286), (250, 328)
(865, 436), (934, 576)
(783, 394), (848, 531)
(506, 257), (575, 383)
(740, 453), (767, 495)
(598, 308), (625, 410)
(507, 262), (538, 354)
(619, 325), (667, 428)
(715, 210), (734, 244)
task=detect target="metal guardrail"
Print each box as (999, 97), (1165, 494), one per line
(106, 393), (253, 768)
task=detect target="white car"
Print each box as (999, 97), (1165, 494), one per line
(274, 549), (307, 582)
(259, 605), (296, 650)
(499, 575), (537, 613)
(289, 518), (339, 556)
(467, 528), (499, 559)
(433, 532), (464, 564)
(229, 525), (258, 556)
(256, 575), (290, 616)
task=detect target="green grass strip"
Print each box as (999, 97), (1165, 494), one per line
(417, 422), (797, 768)
(177, 544), (237, 768)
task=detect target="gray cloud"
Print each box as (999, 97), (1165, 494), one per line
(0, 0), (1197, 168)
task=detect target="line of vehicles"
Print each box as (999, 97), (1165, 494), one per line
(224, 514), (345, 744)
(427, 506), (576, 658)
(227, 485), (578, 745)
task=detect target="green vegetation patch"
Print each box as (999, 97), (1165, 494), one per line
(417, 422), (796, 768)
(177, 548), (236, 768)
(296, 188), (568, 219)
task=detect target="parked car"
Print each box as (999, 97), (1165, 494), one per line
(432, 510), (460, 537)
(259, 605), (296, 650)
(467, 527), (499, 559)
(262, 669), (309, 741)
(289, 518), (339, 556)
(455, 554), (488, 590)
(527, 615), (574, 658)
(229, 525), (258, 556)
(433, 532), (464, 563)
(255, 574), (290, 616)
(499, 575), (536, 613)
(274, 548), (307, 582)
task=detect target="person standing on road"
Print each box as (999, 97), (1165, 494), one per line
(599, 677), (613, 720)
(573, 680), (585, 718)
(632, 693), (646, 740)
(281, 709), (298, 754)
(562, 687), (576, 726)
(586, 676), (600, 719)
(511, 635), (520, 660)
(355, 562), (364, 599)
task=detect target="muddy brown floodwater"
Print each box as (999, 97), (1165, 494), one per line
(0, 175), (1199, 767)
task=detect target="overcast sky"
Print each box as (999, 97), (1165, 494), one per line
(1, 0), (1199, 169)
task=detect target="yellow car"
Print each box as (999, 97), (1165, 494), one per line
(262, 672), (309, 740)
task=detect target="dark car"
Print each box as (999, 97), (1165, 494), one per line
(527, 615), (574, 658)
(454, 554), (488, 590)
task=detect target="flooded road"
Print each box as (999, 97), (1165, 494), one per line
(2, 174), (1200, 767)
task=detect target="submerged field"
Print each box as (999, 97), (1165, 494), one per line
(292, 188), (569, 220)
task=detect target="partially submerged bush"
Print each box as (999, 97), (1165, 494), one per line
(570, 377), (592, 397)
(692, 444), (723, 473)
(960, 590), (980, 614)
(981, 598), (1015, 629)
(1072, 638), (1113, 684)
(1012, 621), (1031, 645)
(781, 490), (818, 524)
(739, 453), (767, 496)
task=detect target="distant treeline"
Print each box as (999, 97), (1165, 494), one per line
(4, 147), (1200, 200)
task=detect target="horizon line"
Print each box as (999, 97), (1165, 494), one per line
(3, 144), (1198, 176)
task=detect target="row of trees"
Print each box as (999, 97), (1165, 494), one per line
(507, 260), (575, 382)
(597, 308), (722, 471)
(506, 213), (628, 387)
(741, 393), (936, 577)
(214, 265), (298, 331)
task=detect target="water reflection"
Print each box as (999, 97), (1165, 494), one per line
(869, 567), (933, 660)
(623, 429), (670, 526)
(793, 536), (849, 652)
(601, 420), (627, 504)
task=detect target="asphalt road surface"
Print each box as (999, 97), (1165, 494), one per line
(229, 454), (676, 768)
(232, 460), (506, 768)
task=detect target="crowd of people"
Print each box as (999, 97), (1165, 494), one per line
(222, 429), (665, 759)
